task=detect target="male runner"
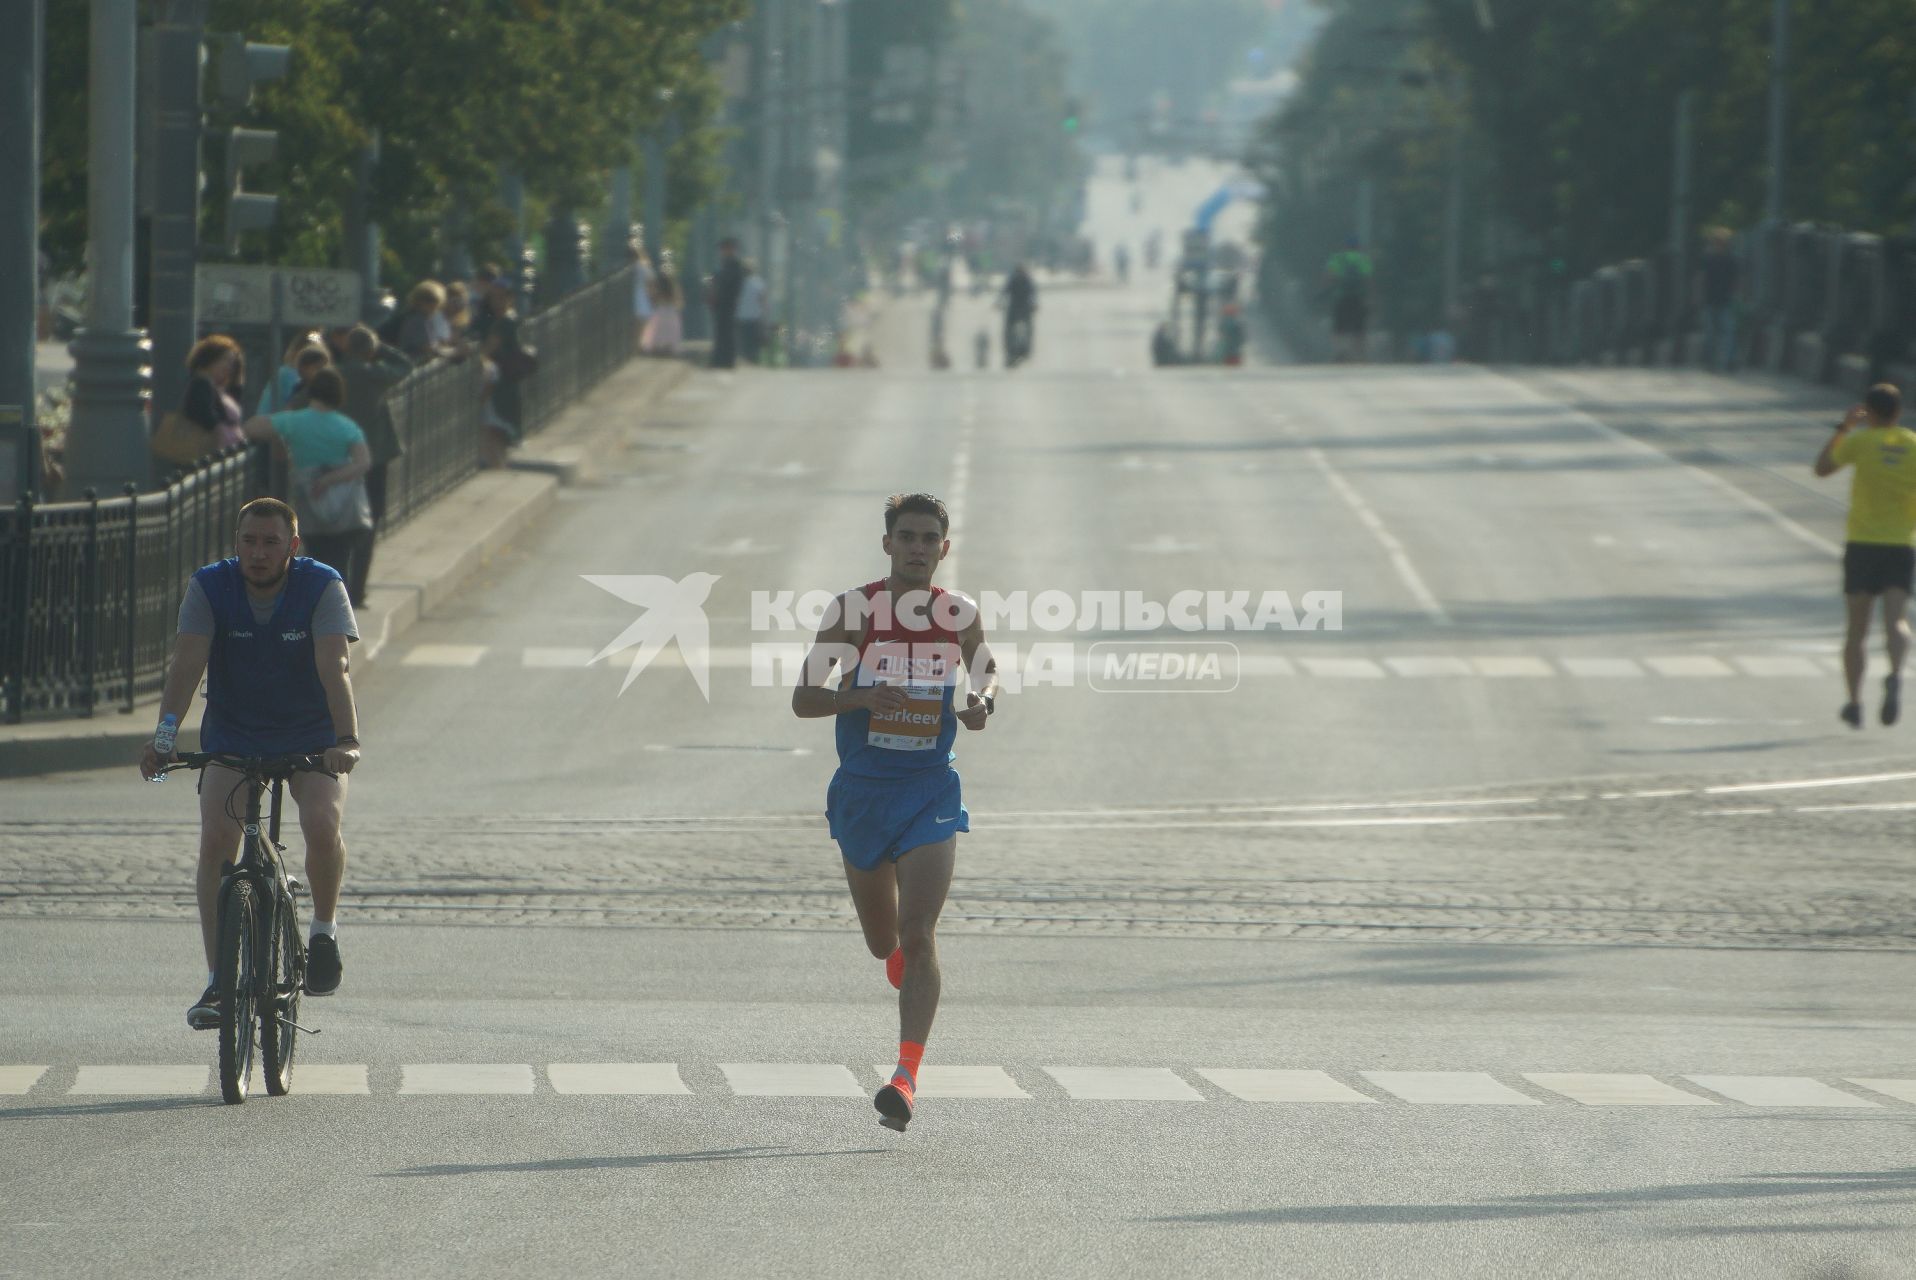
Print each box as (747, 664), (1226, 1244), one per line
(792, 493), (998, 1131)
(140, 497), (362, 1027)
(1813, 383), (1916, 728)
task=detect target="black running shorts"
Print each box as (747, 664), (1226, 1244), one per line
(1842, 542), (1916, 596)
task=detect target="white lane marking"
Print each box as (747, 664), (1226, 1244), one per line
(1384, 656), (1473, 677)
(1045, 1067), (1205, 1101)
(1127, 534), (1211, 554)
(1486, 372), (1842, 557)
(1645, 655), (1736, 678)
(1795, 801), (1916, 814)
(0, 1066), (49, 1093)
(1845, 1079), (1916, 1105)
(703, 537), (777, 556)
(1701, 807), (1776, 817)
(1652, 717), (1801, 727)
(943, 418), (975, 588)
(988, 814), (1565, 833)
(1560, 657), (1645, 678)
(399, 1064), (535, 1095)
(1734, 655), (1823, 677)
(1471, 657), (1553, 678)
(69, 1066), (209, 1095)
(402, 644), (488, 667)
(1299, 657), (1387, 678)
(719, 1063), (863, 1097)
(1236, 655), (1298, 676)
(1523, 1073), (1716, 1106)
(548, 1063), (691, 1095)
(1683, 1076), (1880, 1108)
(285, 1064), (371, 1094)
(1630, 788), (1694, 799)
(1198, 1069), (1377, 1104)
(1362, 1072), (1543, 1105)
(1303, 444), (1450, 625)
(522, 647), (596, 668)
(1704, 770), (1916, 795)
(869, 1065), (1030, 1099)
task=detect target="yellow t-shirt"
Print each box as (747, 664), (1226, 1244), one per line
(1833, 425), (1916, 545)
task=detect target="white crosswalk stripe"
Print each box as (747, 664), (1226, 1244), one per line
(1683, 1075), (1880, 1108)
(401, 646), (1840, 681)
(14, 1065), (1910, 1107)
(1363, 1072), (1543, 1105)
(1523, 1073), (1716, 1106)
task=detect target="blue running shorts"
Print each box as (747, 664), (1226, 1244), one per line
(826, 767), (969, 872)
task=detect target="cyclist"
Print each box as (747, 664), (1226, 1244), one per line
(1813, 384), (1916, 728)
(1000, 264), (1038, 367)
(140, 497), (362, 1028)
(792, 493), (1000, 1131)
(1324, 236), (1373, 362)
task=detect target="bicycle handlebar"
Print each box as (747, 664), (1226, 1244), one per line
(161, 752), (336, 781)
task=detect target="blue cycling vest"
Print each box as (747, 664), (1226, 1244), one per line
(196, 556), (340, 755)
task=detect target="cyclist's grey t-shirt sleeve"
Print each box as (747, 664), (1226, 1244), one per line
(314, 581), (360, 642)
(178, 580), (215, 636)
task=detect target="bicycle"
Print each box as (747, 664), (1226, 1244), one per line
(163, 752), (331, 1105)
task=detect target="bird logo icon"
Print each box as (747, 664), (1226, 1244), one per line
(582, 572), (722, 699)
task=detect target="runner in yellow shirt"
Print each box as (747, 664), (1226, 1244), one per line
(1813, 383), (1916, 727)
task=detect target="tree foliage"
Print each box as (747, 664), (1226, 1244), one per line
(1257, 0), (1916, 331)
(41, 0), (744, 284)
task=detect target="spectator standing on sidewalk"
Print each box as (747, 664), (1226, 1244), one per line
(259, 332), (320, 414)
(644, 259), (684, 355)
(629, 244), (656, 353)
(398, 281), (455, 363)
(476, 279), (529, 467)
(338, 326), (412, 606)
(181, 335), (250, 450)
(283, 344), (334, 410)
(711, 237), (745, 368)
(443, 282), (473, 345)
(1814, 383), (1916, 730)
(736, 260), (768, 364)
(240, 367), (373, 587)
(1696, 227), (1741, 373)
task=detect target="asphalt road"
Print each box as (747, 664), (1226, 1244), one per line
(3, 160), (1913, 1279)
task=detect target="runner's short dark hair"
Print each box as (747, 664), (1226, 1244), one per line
(1866, 383), (1901, 422)
(885, 492), (949, 535)
(237, 496), (298, 540)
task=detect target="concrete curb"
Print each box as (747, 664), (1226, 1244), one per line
(0, 355), (695, 779)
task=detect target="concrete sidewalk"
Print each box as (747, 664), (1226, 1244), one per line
(0, 354), (695, 778)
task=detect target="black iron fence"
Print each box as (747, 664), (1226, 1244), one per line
(1, 264), (641, 724)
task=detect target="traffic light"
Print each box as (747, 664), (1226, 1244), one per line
(205, 33), (290, 254)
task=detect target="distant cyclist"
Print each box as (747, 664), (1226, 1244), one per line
(1000, 264), (1038, 367)
(140, 497), (362, 1028)
(1813, 383), (1916, 728)
(792, 493), (1000, 1132)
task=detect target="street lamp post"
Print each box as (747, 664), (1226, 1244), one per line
(64, 0), (153, 496)
(1, 0), (46, 498)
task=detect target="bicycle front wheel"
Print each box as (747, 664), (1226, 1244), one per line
(260, 895), (301, 1096)
(216, 878), (259, 1105)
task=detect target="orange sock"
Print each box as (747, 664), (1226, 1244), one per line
(896, 1040), (925, 1084)
(885, 946), (904, 990)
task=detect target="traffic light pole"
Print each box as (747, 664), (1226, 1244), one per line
(147, 0), (209, 426)
(65, 0), (153, 497)
(1, 0), (46, 499)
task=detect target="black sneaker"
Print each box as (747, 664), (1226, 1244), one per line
(1884, 676), (1902, 727)
(1840, 702), (1864, 730)
(187, 984), (220, 1031)
(305, 935), (342, 996)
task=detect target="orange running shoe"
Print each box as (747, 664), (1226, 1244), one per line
(875, 1071), (915, 1131)
(885, 946), (904, 990)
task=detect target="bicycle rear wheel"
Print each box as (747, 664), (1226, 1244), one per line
(260, 895), (301, 1096)
(216, 878), (259, 1105)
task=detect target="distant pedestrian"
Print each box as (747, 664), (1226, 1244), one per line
(283, 344), (334, 411)
(1813, 383), (1916, 729)
(643, 260), (684, 355)
(240, 367), (373, 588)
(398, 281), (455, 363)
(1696, 226), (1740, 373)
(736, 260), (767, 363)
(443, 282), (473, 345)
(1324, 236), (1372, 363)
(338, 326), (413, 606)
(259, 332), (321, 414)
(711, 237), (745, 368)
